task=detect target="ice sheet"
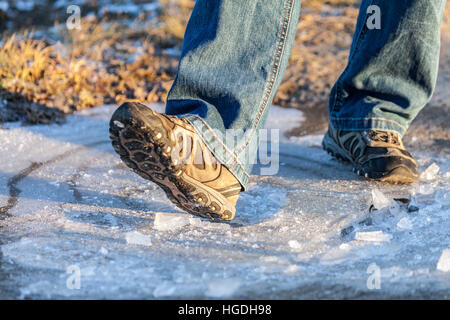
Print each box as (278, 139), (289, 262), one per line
(0, 104), (449, 299)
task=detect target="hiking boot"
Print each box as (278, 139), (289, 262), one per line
(322, 126), (418, 183)
(109, 102), (241, 221)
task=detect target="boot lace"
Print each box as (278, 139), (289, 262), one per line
(367, 130), (400, 145)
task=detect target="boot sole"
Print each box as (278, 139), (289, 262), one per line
(109, 102), (235, 221)
(322, 132), (418, 184)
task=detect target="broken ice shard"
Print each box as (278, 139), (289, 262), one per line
(153, 212), (190, 231)
(420, 163), (440, 181)
(371, 189), (391, 210)
(125, 231), (152, 246)
(355, 231), (392, 242)
(437, 249), (450, 272)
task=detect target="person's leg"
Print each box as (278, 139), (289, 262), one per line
(166, 0), (302, 190)
(323, 0), (447, 182)
(330, 0), (446, 135)
(110, 0), (302, 220)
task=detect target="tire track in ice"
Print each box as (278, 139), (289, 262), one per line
(67, 161), (139, 211)
(67, 164), (90, 203)
(0, 140), (109, 218)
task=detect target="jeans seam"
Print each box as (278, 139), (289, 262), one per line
(234, 0), (296, 157)
(183, 114), (250, 178)
(330, 0), (375, 116)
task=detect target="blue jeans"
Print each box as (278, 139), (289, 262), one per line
(166, 0), (447, 189)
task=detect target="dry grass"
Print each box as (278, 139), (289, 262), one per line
(274, 6), (359, 108)
(0, 0), (194, 123)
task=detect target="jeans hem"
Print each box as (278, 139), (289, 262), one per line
(330, 117), (407, 136)
(177, 114), (250, 190)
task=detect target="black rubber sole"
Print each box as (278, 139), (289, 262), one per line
(322, 132), (418, 184)
(109, 102), (235, 221)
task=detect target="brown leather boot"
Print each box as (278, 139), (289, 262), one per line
(109, 102), (241, 221)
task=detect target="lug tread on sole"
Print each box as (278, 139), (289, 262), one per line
(322, 139), (417, 184)
(109, 105), (232, 221)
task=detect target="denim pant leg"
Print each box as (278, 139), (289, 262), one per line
(166, 0), (302, 190)
(329, 0), (447, 136)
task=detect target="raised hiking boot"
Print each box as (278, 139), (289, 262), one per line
(109, 102), (241, 221)
(322, 126), (419, 183)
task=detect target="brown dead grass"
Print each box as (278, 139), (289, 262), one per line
(274, 6), (359, 108)
(0, 0), (193, 123)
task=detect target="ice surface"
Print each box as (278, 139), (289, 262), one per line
(437, 249), (450, 272)
(205, 278), (241, 298)
(420, 163), (440, 181)
(153, 212), (190, 231)
(355, 231), (392, 242)
(265, 106), (304, 142)
(125, 231), (152, 246)
(288, 240), (302, 249)
(153, 282), (177, 298)
(0, 104), (449, 299)
(396, 217), (413, 230)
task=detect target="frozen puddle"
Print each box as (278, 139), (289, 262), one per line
(0, 104), (449, 299)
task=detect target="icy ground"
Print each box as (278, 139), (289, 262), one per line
(0, 104), (449, 299)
